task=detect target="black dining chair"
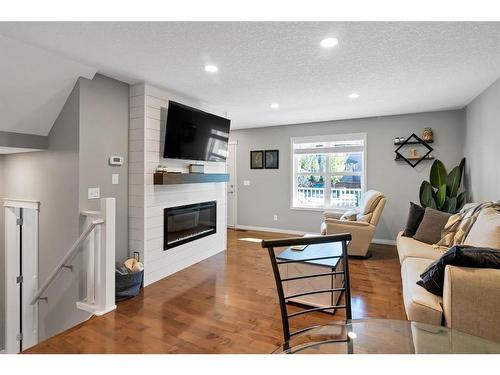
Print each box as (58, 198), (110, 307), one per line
(261, 233), (353, 353)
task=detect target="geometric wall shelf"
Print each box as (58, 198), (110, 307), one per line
(394, 133), (434, 168)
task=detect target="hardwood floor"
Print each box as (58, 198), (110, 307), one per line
(25, 229), (405, 354)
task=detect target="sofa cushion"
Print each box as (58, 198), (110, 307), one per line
(402, 202), (426, 237)
(413, 208), (451, 245)
(401, 257), (443, 326)
(358, 190), (384, 215)
(464, 208), (500, 249)
(396, 232), (443, 263)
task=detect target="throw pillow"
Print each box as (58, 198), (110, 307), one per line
(464, 207), (500, 249)
(402, 202), (426, 237)
(340, 210), (358, 221)
(413, 207), (452, 244)
(417, 245), (500, 296)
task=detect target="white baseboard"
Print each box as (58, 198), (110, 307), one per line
(235, 224), (319, 236)
(372, 238), (397, 246)
(234, 224), (396, 245)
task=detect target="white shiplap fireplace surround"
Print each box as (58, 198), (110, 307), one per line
(129, 83), (227, 286)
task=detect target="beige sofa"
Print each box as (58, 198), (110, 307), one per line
(321, 190), (386, 257)
(397, 207), (500, 342)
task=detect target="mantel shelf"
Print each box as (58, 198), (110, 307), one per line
(154, 172), (229, 185)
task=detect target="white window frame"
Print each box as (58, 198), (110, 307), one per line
(290, 133), (367, 212)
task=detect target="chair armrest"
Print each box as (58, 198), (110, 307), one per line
(323, 211), (343, 220)
(443, 265), (500, 342)
(324, 218), (371, 227)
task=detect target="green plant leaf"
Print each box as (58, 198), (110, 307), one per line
(446, 166), (461, 197)
(420, 181), (436, 208)
(457, 191), (467, 210)
(430, 160), (447, 189)
(436, 184), (447, 209)
(442, 197), (450, 212)
(428, 197), (437, 209)
(447, 197), (457, 213)
(458, 157), (466, 187)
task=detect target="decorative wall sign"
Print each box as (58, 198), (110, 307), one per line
(250, 150), (264, 169)
(394, 133), (434, 168)
(265, 150), (279, 169)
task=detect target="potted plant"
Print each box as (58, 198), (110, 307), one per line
(419, 158), (467, 214)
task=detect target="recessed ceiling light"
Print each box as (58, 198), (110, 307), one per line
(348, 93), (360, 99)
(204, 64), (218, 73)
(270, 103), (279, 109)
(320, 37), (339, 48)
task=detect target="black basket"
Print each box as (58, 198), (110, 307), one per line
(115, 269), (143, 302)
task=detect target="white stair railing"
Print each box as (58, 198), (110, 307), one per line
(30, 198), (116, 316)
(29, 218), (104, 305)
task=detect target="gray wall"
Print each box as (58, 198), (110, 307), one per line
(0, 131), (48, 150)
(0, 82), (89, 341)
(465, 77), (500, 202)
(230, 109), (466, 241)
(79, 74), (129, 261)
(0, 155), (4, 350)
(0, 74), (129, 343)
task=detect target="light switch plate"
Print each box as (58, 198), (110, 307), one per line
(88, 187), (100, 200)
(112, 174), (119, 185)
(243, 180), (250, 186)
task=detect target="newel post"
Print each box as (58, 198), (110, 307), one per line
(96, 197), (116, 315)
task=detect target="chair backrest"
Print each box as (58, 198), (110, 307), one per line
(358, 190), (384, 213)
(370, 197), (386, 226)
(261, 233), (352, 343)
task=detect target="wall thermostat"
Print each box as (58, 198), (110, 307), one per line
(109, 156), (124, 166)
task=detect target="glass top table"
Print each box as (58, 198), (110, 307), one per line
(273, 319), (500, 354)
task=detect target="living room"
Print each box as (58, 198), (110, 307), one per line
(1, 1), (500, 373)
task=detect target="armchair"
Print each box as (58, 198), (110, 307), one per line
(320, 190), (386, 257)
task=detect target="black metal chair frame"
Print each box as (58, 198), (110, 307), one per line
(262, 233), (353, 352)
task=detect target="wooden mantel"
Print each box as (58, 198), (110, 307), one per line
(154, 172), (229, 185)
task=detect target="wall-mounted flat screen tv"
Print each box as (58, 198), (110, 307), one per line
(163, 101), (230, 162)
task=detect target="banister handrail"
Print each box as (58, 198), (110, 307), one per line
(30, 218), (105, 305)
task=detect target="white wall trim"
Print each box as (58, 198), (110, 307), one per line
(236, 224), (319, 236)
(235, 224), (396, 245)
(371, 238), (397, 246)
(3, 199), (40, 210)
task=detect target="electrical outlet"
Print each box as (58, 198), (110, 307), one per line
(88, 187), (100, 200)
(243, 180), (250, 186)
(112, 174), (119, 185)
(273, 214), (278, 221)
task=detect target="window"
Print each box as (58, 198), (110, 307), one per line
(291, 133), (366, 210)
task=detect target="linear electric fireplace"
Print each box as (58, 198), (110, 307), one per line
(164, 201), (217, 250)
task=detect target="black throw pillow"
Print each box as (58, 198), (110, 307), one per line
(402, 202), (426, 237)
(417, 245), (500, 296)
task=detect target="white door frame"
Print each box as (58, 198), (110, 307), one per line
(4, 199), (39, 353)
(227, 141), (238, 228)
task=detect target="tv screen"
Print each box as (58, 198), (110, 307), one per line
(163, 101), (230, 162)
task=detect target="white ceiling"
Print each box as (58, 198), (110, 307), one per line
(0, 34), (96, 136)
(1, 22), (500, 131)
